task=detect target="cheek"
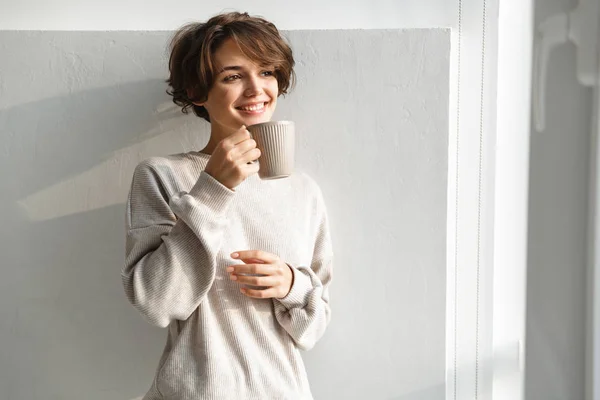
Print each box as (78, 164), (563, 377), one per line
(218, 88), (238, 106)
(206, 87), (236, 113)
(270, 81), (279, 97)
(267, 84), (279, 104)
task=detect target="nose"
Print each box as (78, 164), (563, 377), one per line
(243, 75), (263, 97)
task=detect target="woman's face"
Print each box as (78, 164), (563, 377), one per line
(195, 38), (279, 134)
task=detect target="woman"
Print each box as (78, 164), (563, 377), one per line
(121, 11), (334, 400)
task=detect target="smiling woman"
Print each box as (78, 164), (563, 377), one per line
(120, 11), (334, 400)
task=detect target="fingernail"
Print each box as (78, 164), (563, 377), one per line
(226, 267), (234, 272)
(231, 253), (239, 258)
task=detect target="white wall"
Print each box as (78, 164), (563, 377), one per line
(0, 0), (454, 30)
(0, 28), (450, 399)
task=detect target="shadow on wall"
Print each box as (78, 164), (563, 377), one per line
(0, 80), (208, 400)
(1, 78), (194, 202)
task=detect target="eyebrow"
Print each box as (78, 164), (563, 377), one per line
(217, 65), (244, 74)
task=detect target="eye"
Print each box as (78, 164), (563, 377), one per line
(223, 74), (241, 82)
(262, 70), (275, 77)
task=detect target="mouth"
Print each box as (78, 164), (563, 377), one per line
(235, 101), (269, 115)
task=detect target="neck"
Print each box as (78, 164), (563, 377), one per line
(200, 122), (241, 155)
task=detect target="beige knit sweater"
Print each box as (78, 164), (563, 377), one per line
(121, 151), (334, 400)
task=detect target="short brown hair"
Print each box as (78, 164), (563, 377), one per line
(165, 11), (296, 122)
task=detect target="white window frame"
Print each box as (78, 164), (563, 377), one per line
(446, 1), (532, 399)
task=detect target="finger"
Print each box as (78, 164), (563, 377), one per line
(231, 273), (279, 287)
(244, 160), (260, 174)
(239, 258), (266, 264)
(240, 287), (278, 299)
(232, 250), (278, 263)
(226, 260), (263, 271)
(229, 263), (275, 275)
(227, 126), (252, 146)
(241, 147), (261, 164)
(232, 137), (256, 158)
(228, 137), (256, 164)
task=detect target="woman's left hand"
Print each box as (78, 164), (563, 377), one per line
(227, 250), (294, 299)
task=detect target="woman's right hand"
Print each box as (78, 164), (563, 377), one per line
(203, 125), (261, 191)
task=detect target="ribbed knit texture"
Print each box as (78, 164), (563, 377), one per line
(121, 151), (334, 400)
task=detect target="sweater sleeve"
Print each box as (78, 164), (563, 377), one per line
(121, 160), (235, 328)
(273, 185), (334, 351)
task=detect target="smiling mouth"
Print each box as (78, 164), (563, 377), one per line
(236, 102), (268, 112)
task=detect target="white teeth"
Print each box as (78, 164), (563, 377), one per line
(239, 103), (265, 111)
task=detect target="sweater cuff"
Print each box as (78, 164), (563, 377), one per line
(275, 264), (313, 309)
(184, 171), (235, 214)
